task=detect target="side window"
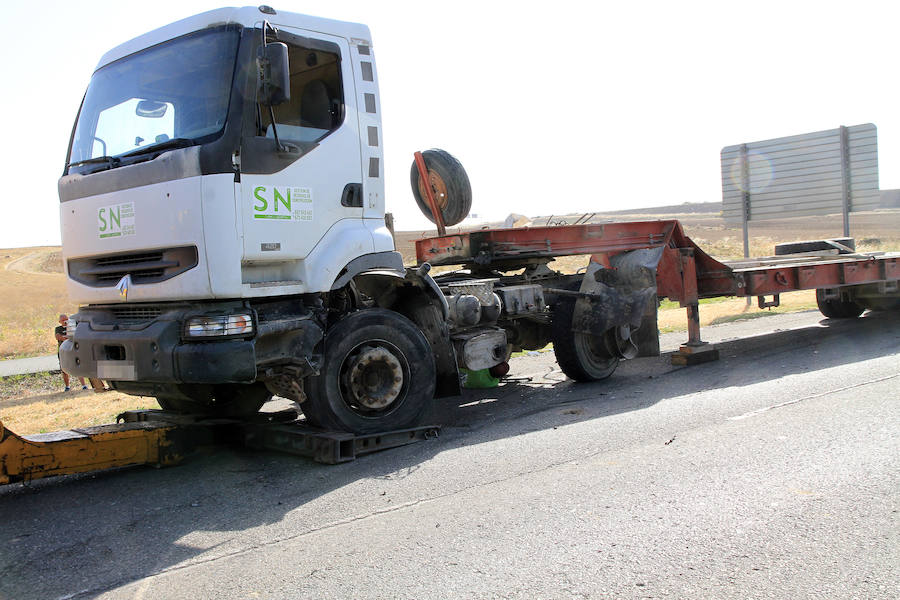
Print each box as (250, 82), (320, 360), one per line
(259, 42), (343, 142)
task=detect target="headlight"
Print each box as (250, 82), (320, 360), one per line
(185, 313), (254, 338)
(66, 317), (77, 338)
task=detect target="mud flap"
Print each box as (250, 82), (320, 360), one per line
(572, 248), (663, 358)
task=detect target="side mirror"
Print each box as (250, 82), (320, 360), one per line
(135, 100), (168, 118)
(257, 42), (290, 106)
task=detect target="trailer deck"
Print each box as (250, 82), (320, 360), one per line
(416, 220), (900, 358)
(415, 220), (899, 298)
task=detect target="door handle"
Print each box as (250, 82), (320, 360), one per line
(341, 183), (363, 208)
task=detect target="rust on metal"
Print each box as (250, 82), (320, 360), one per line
(415, 220), (900, 303)
(414, 151), (447, 236)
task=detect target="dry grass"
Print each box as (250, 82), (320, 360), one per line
(0, 247), (71, 359)
(0, 374), (158, 435)
(656, 289), (818, 333)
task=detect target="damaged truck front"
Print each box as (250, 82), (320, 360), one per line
(58, 6), (661, 435)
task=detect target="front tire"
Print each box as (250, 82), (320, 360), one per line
(302, 309), (436, 434)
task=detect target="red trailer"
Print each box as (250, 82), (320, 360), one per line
(415, 220), (900, 365)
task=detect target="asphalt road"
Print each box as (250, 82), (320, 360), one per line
(1, 309), (898, 599)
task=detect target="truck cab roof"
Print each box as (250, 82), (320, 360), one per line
(96, 5), (372, 70)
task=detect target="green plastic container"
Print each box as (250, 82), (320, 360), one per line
(460, 368), (499, 389)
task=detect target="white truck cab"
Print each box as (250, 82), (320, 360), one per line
(60, 6), (392, 303)
(59, 6), (464, 432)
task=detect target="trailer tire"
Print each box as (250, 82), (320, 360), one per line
(551, 290), (619, 382)
(410, 149), (472, 227)
(816, 289), (864, 319)
(302, 309), (436, 434)
(155, 383), (271, 417)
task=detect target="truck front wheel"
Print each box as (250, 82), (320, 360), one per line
(302, 309), (437, 434)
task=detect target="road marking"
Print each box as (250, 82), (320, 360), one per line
(727, 372), (900, 421)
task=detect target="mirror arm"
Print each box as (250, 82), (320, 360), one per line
(258, 20), (290, 152)
(267, 104), (288, 153)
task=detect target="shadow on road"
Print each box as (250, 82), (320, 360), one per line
(1, 310), (897, 599)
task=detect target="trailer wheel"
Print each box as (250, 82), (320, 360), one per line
(155, 383), (271, 417)
(816, 289), (864, 319)
(551, 293), (619, 382)
(410, 149), (472, 227)
(302, 309), (436, 434)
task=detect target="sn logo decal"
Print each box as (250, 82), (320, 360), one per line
(252, 186), (313, 221)
(98, 203), (135, 238)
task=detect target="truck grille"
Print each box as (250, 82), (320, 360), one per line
(68, 246), (198, 287)
(108, 306), (164, 323)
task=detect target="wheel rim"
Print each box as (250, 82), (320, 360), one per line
(574, 332), (618, 377)
(339, 341), (409, 413)
(417, 170), (448, 212)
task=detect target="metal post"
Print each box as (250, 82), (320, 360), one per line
(839, 125), (852, 238)
(671, 248), (719, 365)
(741, 143), (752, 305)
(679, 248), (703, 347)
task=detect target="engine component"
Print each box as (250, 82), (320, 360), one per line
(496, 285), (545, 316)
(447, 294), (482, 327)
(446, 279), (498, 305)
(481, 293), (502, 323)
(452, 328), (508, 371)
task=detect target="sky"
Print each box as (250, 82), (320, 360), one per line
(2, 0), (899, 247)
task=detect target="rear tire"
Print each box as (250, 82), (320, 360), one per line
(816, 289), (864, 319)
(302, 309), (436, 434)
(551, 289), (619, 382)
(410, 149), (472, 226)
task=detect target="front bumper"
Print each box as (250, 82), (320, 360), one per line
(59, 308), (256, 384)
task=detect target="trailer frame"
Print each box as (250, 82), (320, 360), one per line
(416, 220), (900, 358)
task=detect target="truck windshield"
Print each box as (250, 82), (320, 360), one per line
(67, 27), (240, 173)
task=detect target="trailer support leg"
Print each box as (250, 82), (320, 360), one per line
(672, 249), (720, 366)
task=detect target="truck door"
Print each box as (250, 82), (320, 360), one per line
(239, 28), (365, 269)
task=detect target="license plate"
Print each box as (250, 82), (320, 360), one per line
(96, 360), (137, 380)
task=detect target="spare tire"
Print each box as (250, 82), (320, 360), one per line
(410, 149), (472, 226)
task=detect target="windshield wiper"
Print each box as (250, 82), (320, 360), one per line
(67, 155), (121, 169)
(121, 137), (195, 159)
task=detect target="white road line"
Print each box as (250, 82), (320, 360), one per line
(727, 372), (900, 420)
